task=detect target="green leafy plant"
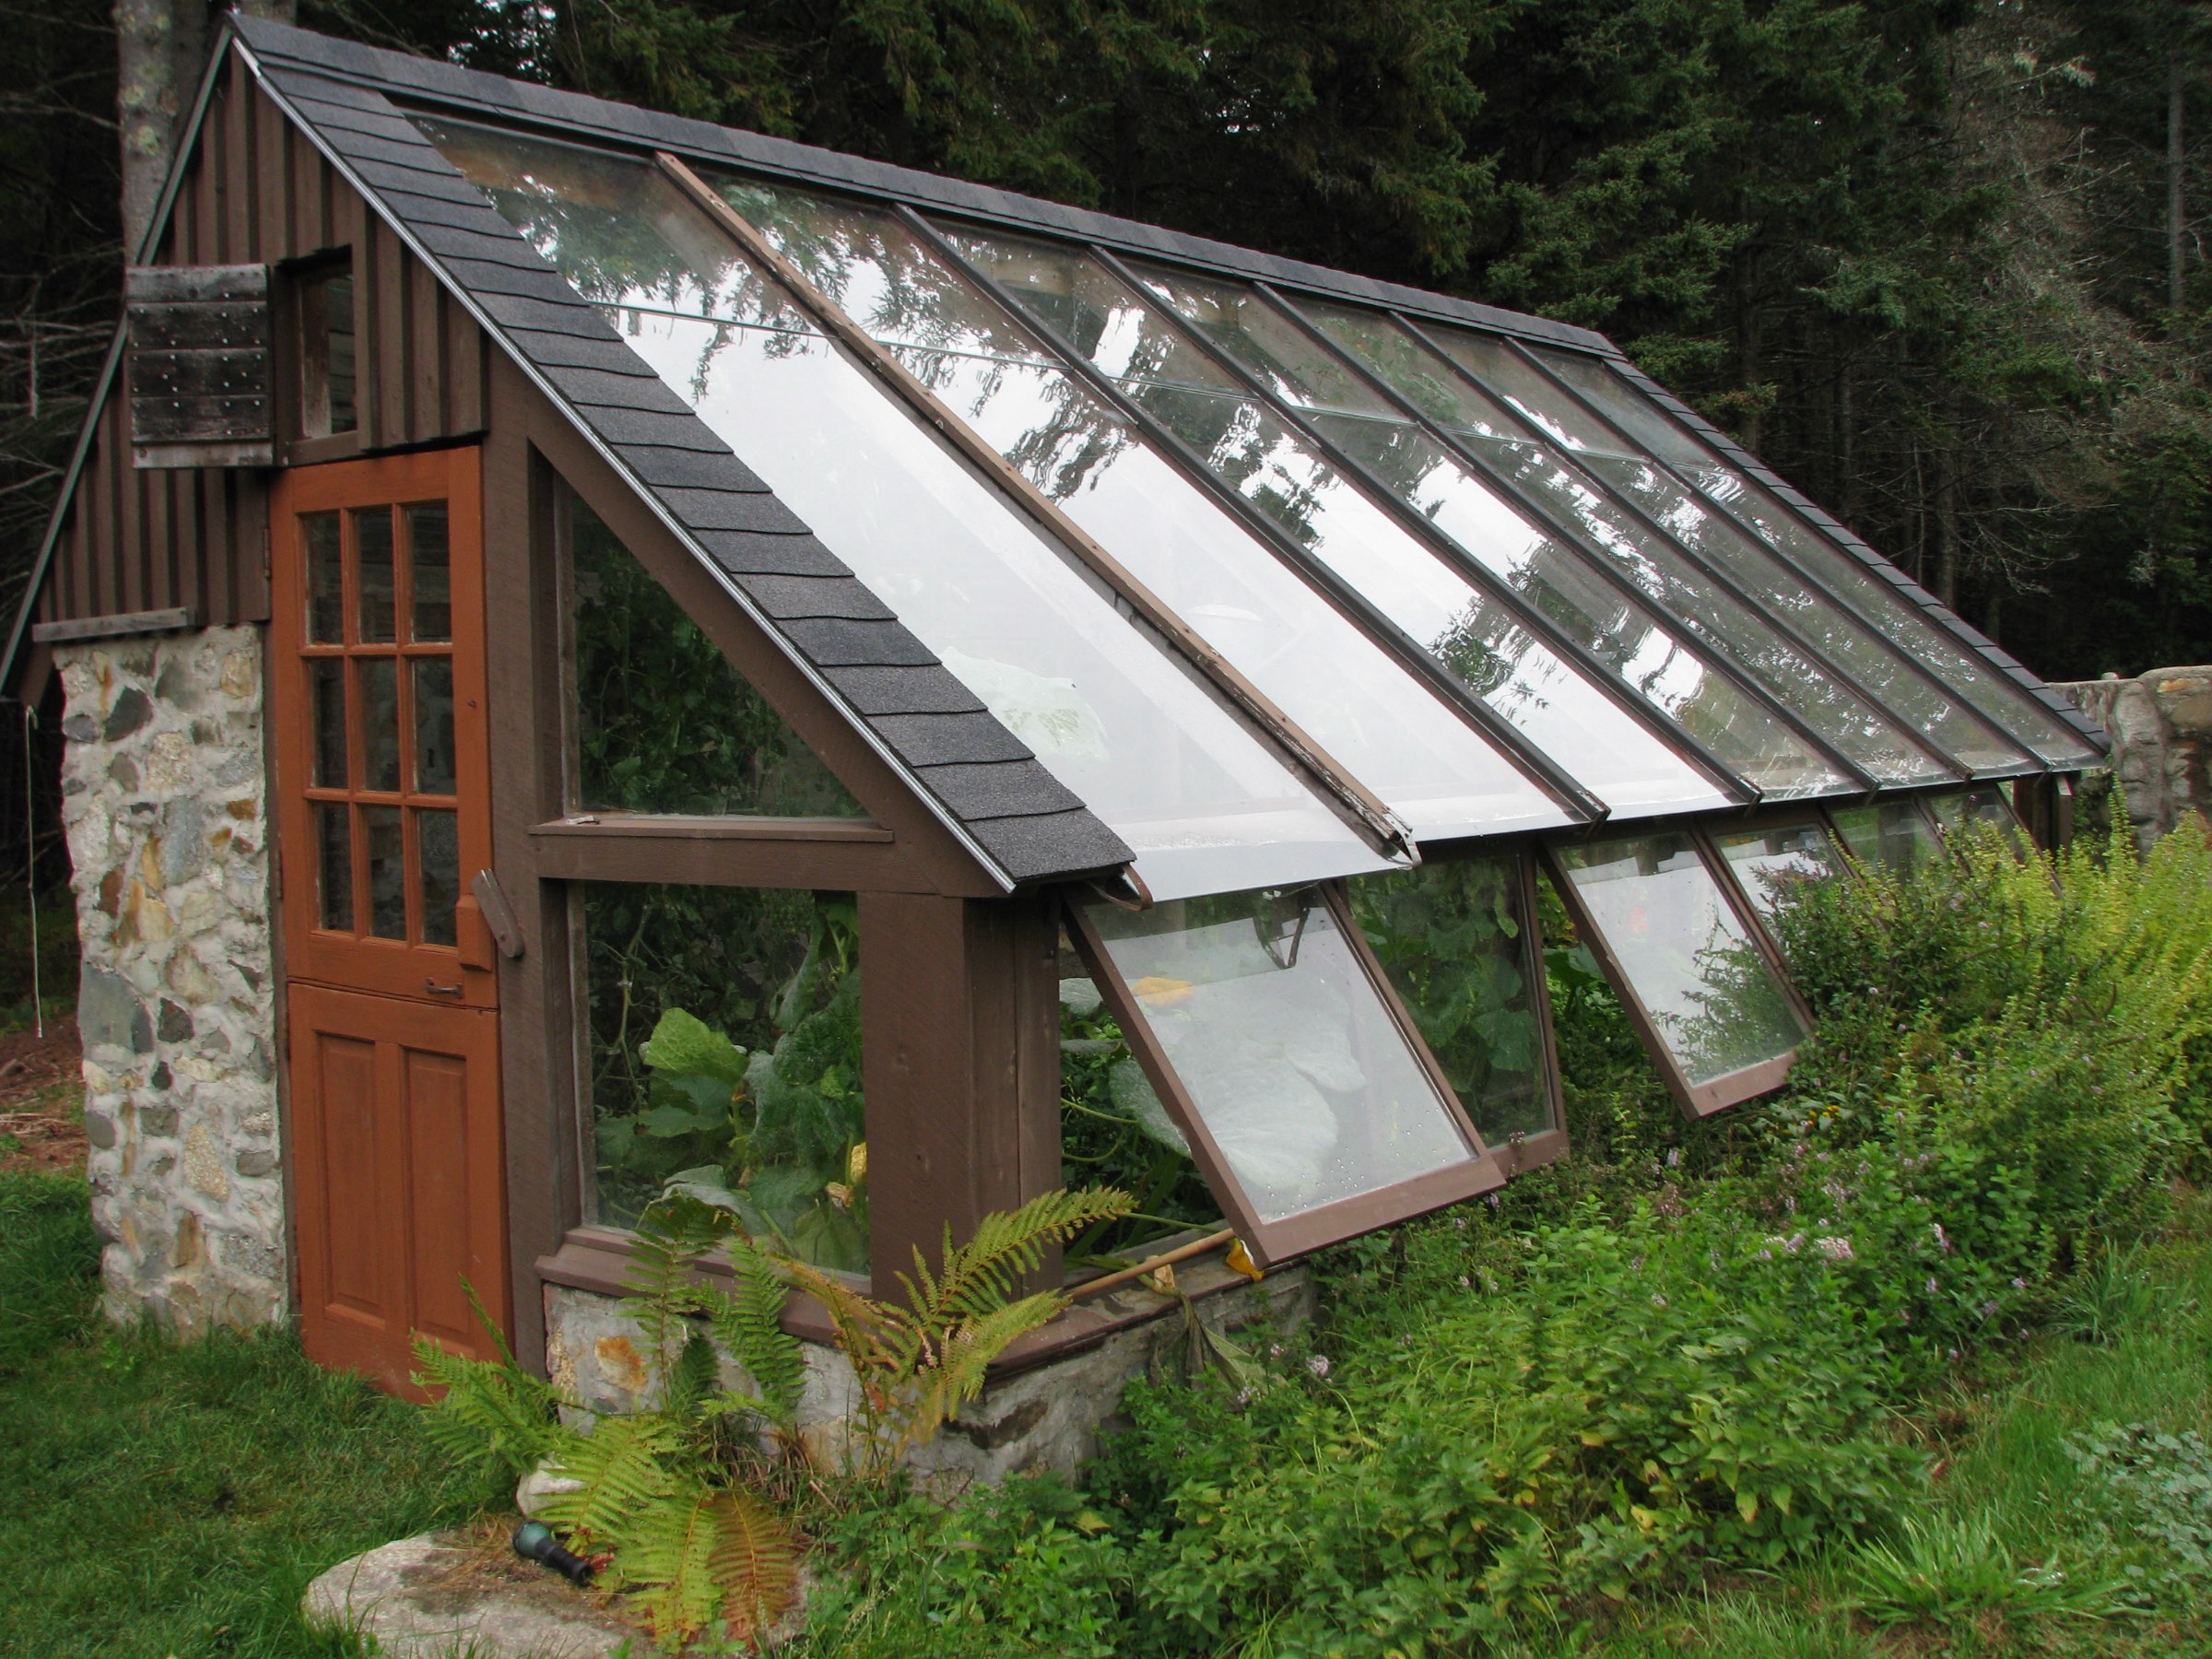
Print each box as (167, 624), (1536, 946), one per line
(778, 1186), (1134, 1477)
(2067, 1422), (2212, 1585)
(1843, 1509), (2136, 1629)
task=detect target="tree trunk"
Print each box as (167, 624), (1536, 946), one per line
(1934, 436), (1960, 609)
(2171, 53), (2187, 314)
(115, 0), (209, 257)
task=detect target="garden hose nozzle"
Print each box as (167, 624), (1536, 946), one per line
(512, 1520), (594, 1586)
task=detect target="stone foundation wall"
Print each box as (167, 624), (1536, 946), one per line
(2053, 666), (2212, 854)
(544, 1265), (1313, 1487)
(59, 625), (284, 1332)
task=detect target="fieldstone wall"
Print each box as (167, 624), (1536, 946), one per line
(544, 1264), (1312, 1487)
(2053, 666), (2212, 854)
(58, 625), (284, 1332)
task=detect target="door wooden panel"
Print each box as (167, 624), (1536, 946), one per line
(288, 983), (505, 1393)
(271, 448), (508, 1395)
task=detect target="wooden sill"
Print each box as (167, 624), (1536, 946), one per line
(531, 815), (892, 843)
(535, 1229), (1277, 1379)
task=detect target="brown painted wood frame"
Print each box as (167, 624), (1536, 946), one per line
(1539, 830), (1814, 1121)
(1066, 882), (1505, 1268)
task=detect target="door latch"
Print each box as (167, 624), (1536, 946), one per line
(425, 979), (465, 998)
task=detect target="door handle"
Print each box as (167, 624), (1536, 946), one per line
(425, 980), (465, 998)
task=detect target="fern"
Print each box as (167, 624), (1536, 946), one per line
(700, 1234), (807, 1425)
(704, 1488), (802, 1641)
(535, 1412), (686, 1547)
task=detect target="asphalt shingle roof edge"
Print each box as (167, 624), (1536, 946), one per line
(252, 59), (1135, 888)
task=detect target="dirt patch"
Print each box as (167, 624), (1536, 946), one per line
(0, 1016), (83, 1178)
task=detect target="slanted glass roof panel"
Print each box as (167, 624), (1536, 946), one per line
(703, 176), (1574, 842)
(939, 229), (1765, 815)
(1713, 820), (1845, 923)
(429, 125), (1385, 898)
(1083, 888), (1481, 1225)
(1529, 346), (2102, 770)
(1106, 261), (1885, 794)
(1555, 830), (1808, 1092)
(1274, 294), (1986, 784)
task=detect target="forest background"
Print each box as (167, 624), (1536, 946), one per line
(2, 0), (2209, 690)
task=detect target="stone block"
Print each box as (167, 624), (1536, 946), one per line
(77, 966), (151, 1056)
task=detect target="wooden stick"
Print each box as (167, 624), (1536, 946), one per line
(1067, 1227), (1239, 1301)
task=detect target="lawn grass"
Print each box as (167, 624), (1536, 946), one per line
(1582, 1200), (2212, 1657)
(0, 1169), (488, 1658)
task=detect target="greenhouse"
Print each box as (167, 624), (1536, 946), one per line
(5, 15), (2105, 1399)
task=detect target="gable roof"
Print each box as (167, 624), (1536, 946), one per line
(8, 18), (2111, 905)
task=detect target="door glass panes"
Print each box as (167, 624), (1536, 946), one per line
(710, 176), (1571, 841)
(1529, 345), (2102, 769)
(579, 882), (867, 1270)
(315, 801), (352, 929)
(1372, 316), (2028, 777)
(293, 499), (467, 950)
(428, 127), (1383, 900)
(1830, 799), (1943, 874)
(568, 489), (865, 818)
(409, 504), (453, 642)
(413, 659), (456, 794)
(931, 227), (1736, 815)
(1347, 857), (1557, 1147)
(355, 508), (396, 642)
(309, 659), (347, 786)
(1086, 888), (1477, 1223)
(1556, 832), (1807, 1090)
(418, 810), (460, 947)
(364, 805), (406, 938)
(305, 512), (344, 641)
(1714, 821), (1845, 923)
(359, 658), (400, 790)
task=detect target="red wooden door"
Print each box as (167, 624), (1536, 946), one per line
(270, 448), (508, 1394)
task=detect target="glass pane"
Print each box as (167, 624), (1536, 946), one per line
(1348, 313), (2019, 776)
(711, 176), (1570, 840)
(359, 657), (400, 792)
(309, 658), (347, 787)
(1347, 857), (1555, 1147)
(1088, 888), (1477, 1223)
(417, 808), (459, 947)
(315, 802), (353, 931)
(1714, 821), (1845, 923)
(1151, 277), (1941, 788)
(1557, 831), (1807, 1089)
(356, 508), (396, 643)
(303, 512), (344, 643)
(408, 503), (452, 642)
(322, 273), (358, 434)
(569, 491), (866, 818)
(1530, 346), (2102, 769)
(942, 229), (1801, 810)
(364, 805), (406, 939)
(1829, 799), (1943, 876)
(413, 657), (456, 795)
(1056, 941), (1217, 1261)
(426, 127), (1383, 899)
(1928, 785), (2031, 857)
(579, 882), (867, 1269)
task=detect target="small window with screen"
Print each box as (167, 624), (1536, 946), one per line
(297, 259), (358, 439)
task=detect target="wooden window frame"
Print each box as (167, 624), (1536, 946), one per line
(1540, 827), (1815, 1120)
(281, 251), (362, 462)
(1066, 880), (1506, 1268)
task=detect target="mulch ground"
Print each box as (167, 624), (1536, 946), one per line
(0, 1017), (83, 1178)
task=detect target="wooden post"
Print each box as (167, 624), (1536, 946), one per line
(859, 891), (1061, 1299)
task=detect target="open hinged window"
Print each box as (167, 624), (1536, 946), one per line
(1926, 784), (2034, 858)
(1828, 798), (1945, 875)
(1067, 883), (1503, 1265)
(1711, 817), (1850, 924)
(1545, 830), (1812, 1115)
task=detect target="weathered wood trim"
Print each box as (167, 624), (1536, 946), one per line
(30, 607), (197, 644)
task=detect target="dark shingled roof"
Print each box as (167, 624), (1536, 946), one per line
(228, 12), (2100, 753)
(253, 63), (1131, 888)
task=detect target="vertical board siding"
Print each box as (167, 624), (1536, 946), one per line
(38, 69), (489, 628)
